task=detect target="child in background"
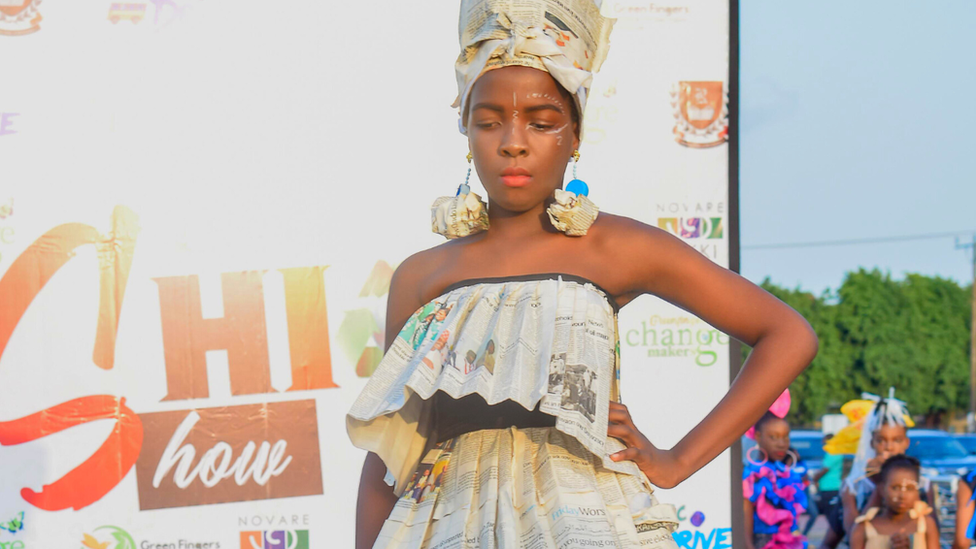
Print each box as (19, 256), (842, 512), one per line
(806, 434), (843, 536)
(850, 455), (937, 549)
(744, 390), (808, 549)
(953, 469), (976, 549)
(821, 390), (915, 549)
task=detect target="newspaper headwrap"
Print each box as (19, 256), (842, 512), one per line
(453, 0), (615, 134)
(832, 388), (914, 499)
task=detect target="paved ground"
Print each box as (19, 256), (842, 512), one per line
(801, 514), (830, 548)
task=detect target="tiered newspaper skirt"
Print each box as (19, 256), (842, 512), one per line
(373, 426), (678, 549)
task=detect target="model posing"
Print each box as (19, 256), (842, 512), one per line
(347, 1), (818, 548)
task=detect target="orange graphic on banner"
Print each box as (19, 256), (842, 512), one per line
(280, 266), (338, 390)
(153, 266), (338, 400)
(0, 395), (143, 511)
(153, 272), (273, 401)
(0, 0), (42, 36)
(0, 205), (139, 369)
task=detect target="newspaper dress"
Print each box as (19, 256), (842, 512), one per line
(347, 274), (679, 549)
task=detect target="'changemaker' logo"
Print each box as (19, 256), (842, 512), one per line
(239, 531), (308, 549)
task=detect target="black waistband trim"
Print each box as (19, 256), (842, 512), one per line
(440, 272), (620, 312)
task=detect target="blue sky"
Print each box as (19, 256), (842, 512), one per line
(739, 1), (976, 294)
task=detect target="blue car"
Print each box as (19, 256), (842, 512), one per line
(907, 429), (976, 476)
(955, 434), (976, 456)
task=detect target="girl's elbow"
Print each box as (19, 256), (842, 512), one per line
(787, 316), (818, 364)
(802, 326), (819, 364)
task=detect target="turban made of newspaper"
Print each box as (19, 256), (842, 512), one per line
(453, 0), (614, 134)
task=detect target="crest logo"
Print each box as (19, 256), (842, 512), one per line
(107, 3), (146, 24)
(0, 0), (42, 36)
(671, 81), (728, 148)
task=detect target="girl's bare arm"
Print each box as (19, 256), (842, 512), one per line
(925, 515), (939, 549)
(606, 221), (818, 487)
(849, 522), (867, 549)
(355, 256), (428, 549)
(742, 499), (756, 549)
(955, 480), (973, 549)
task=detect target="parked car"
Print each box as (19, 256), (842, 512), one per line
(955, 434), (976, 456)
(907, 429), (976, 475)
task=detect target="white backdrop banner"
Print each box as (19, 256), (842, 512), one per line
(0, 1), (731, 548)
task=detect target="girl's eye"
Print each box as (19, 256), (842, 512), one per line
(530, 123), (554, 130)
(475, 121), (499, 129)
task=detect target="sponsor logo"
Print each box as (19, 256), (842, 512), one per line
(81, 526), (135, 549)
(0, 113), (18, 136)
(624, 314), (730, 366)
(337, 260), (394, 377)
(107, 3), (146, 24)
(0, 0), (41, 36)
(671, 81), (728, 148)
(237, 514), (309, 529)
(606, 2), (690, 20)
(655, 201), (726, 261)
(0, 512), (23, 535)
(672, 506), (732, 549)
(657, 217), (723, 240)
(134, 400), (323, 510)
(239, 531), (308, 549)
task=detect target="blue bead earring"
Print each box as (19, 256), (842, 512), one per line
(457, 152), (473, 196)
(565, 150), (589, 197)
(547, 149), (599, 236)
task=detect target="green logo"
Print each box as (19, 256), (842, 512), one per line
(337, 261), (394, 377)
(81, 526), (135, 549)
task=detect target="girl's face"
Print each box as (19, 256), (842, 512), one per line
(466, 66), (579, 214)
(755, 417), (791, 462)
(872, 425), (910, 461)
(882, 468), (919, 515)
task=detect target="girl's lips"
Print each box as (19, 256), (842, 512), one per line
(501, 175), (532, 187)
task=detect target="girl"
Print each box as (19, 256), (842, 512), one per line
(821, 391), (914, 549)
(850, 455), (937, 549)
(743, 408), (808, 549)
(953, 469), (976, 549)
(347, 1), (818, 548)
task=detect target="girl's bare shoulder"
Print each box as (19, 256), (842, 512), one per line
(587, 212), (683, 251)
(390, 236), (478, 305)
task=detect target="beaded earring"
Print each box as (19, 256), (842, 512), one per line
(547, 150), (599, 236)
(431, 152), (489, 239)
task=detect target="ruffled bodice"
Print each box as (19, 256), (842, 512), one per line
(743, 460), (808, 549)
(346, 274), (642, 495)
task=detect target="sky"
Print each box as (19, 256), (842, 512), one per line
(738, 1), (976, 295)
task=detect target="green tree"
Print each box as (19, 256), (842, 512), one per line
(742, 270), (972, 426)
